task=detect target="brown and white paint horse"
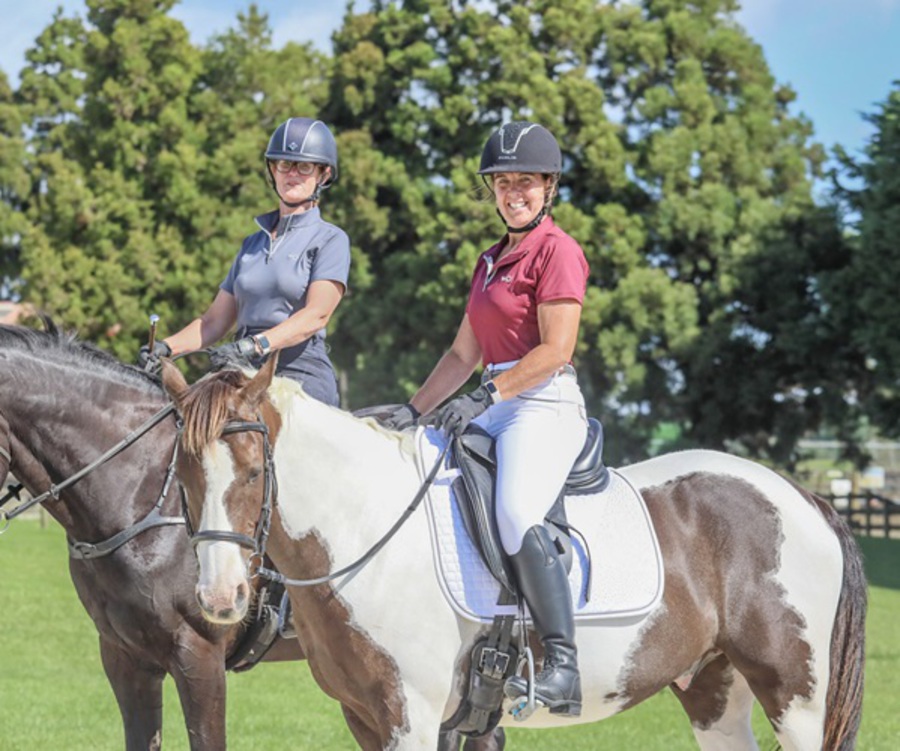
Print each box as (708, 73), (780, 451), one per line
(163, 358), (866, 751)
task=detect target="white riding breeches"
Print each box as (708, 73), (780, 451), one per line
(472, 366), (588, 555)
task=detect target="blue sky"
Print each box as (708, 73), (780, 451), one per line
(2, 0), (898, 159)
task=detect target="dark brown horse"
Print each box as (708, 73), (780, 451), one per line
(0, 324), (307, 749)
(0, 326), (501, 751)
(164, 358), (867, 751)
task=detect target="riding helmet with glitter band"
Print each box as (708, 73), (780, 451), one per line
(265, 118), (338, 207)
(478, 121), (561, 232)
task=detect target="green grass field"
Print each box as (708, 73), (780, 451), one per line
(0, 520), (897, 749)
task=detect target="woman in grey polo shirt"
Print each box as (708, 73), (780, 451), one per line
(139, 118), (350, 406)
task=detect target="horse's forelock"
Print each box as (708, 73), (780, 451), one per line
(179, 370), (249, 457)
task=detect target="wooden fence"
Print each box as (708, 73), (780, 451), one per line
(825, 492), (900, 539)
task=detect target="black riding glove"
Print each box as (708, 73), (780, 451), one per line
(376, 403), (421, 431)
(209, 337), (258, 370)
(136, 340), (172, 373)
(437, 386), (494, 438)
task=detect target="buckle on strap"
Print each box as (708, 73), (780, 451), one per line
(478, 647), (510, 680)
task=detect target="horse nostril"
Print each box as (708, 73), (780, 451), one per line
(196, 587), (211, 614)
(235, 582), (250, 612)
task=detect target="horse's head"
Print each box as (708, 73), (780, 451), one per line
(162, 357), (281, 624)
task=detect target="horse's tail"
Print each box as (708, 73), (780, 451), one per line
(814, 496), (867, 750)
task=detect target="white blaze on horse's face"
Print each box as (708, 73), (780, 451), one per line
(193, 439), (251, 624)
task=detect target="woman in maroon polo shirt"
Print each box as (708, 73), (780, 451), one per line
(384, 122), (590, 717)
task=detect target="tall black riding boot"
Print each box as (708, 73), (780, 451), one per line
(503, 525), (581, 716)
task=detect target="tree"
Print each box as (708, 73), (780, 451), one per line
(833, 81), (900, 442)
(0, 69), (29, 296)
(327, 0), (842, 463)
(14, 1), (330, 362)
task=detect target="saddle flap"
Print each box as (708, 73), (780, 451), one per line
(452, 429), (517, 594)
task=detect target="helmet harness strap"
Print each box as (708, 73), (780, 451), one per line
(266, 161), (329, 209)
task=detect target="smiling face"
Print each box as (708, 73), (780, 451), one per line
(491, 171), (552, 228)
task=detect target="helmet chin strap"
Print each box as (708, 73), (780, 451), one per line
(278, 183), (322, 209)
(499, 207), (547, 234)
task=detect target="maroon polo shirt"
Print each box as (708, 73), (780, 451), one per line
(465, 217), (589, 366)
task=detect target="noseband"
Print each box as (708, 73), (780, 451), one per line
(185, 419), (278, 565)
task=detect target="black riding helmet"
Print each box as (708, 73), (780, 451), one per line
(478, 121), (562, 233)
(265, 117), (339, 208)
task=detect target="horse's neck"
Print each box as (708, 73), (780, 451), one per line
(269, 392), (421, 540)
(3, 359), (174, 534)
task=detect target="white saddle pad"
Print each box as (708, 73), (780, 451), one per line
(415, 427), (664, 625)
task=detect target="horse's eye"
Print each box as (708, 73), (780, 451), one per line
(248, 467), (262, 483)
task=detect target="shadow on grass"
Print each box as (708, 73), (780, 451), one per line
(857, 536), (900, 590)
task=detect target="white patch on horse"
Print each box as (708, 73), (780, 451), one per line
(266, 386), (466, 725)
(195, 439), (245, 602)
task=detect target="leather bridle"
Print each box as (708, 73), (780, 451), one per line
(184, 418), (278, 572)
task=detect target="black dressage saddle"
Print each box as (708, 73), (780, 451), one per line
(450, 418), (610, 595)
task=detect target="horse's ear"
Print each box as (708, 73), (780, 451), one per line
(241, 352), (279, 407)
(160, 359), (189, 402)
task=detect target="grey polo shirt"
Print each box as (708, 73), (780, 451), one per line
(221, 207), (351, 342)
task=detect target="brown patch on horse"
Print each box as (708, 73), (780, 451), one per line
(267, 518), (409, 749)
(165, 356), (279, 457)
(619, 472), (815, 729)
(669, 653), (734, 729)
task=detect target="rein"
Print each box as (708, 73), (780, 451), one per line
(0, 404), (182, 551)
(184, 414), (451, 589)
(253, 440), (451, 589)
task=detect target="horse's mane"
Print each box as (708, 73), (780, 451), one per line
(175, 363), (416, 459)
(0, 323), (160, 392)
(267, 376), (417, 457)
(177, 369), (250, 457)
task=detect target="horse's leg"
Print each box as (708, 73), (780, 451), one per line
(340, 704), (385, 751)
(437, 728), (506, 751)
(340, 699), (449, 751)
(99, 638), (165, 751)
(437, 729), (462, 751)
(671, 655), (759, 751)
(464, 728), (505, 751)
(167, 632), (228, 751)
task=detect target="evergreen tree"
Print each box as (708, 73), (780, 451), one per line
(0, 69), (28, 296)
(834, 82), (900, 441)
(14, 2), (329, 362)
(327, 0), (841, 462)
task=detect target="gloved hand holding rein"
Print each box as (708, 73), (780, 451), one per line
(136, 340), (172, 373)
(208, 336), (265, 371)
(436, 384), (497, 438)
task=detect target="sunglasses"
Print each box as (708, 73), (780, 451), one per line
(270, 160), (318, 175)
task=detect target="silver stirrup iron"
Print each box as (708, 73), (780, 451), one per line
(509, 645), (539, 721)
